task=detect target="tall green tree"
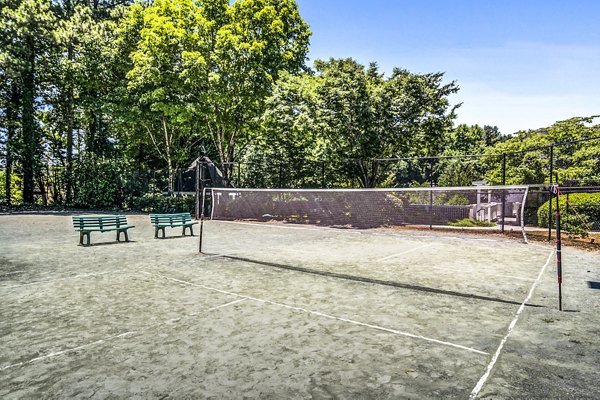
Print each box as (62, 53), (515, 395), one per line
(1, 0), (56, 203)
(123, 0), (310, 187)
(484, 116), (600, 184)
(261, 58), (458, 187)
(198, 0), (311, 180)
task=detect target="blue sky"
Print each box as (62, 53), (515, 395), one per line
(295, 0), (600, 135)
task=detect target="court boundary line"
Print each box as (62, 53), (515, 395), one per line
(0, 270), (26, 277)
(0, 332), (137, 372)
(3, 270), (126, 289)
(142, 270), (489, 356)
(376, 244), (434, 262)
(469, 249), (555, 399)
(0, 297), (246, 371)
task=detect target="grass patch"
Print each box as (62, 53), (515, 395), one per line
(448, 218), (497, 228)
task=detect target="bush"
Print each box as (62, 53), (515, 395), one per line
(0, 170), (22, 204)
(537, 192), (600, 236)
(72, 157), (129, 209)
(448, 218), (496, 227)
(128, 193), (195, 214)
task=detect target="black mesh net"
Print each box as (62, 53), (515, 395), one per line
(207, 186), (529, 236)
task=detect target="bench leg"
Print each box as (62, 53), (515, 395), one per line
(154, 227), (159, 239)
(117, 230), (129, 242)
(80, 232), (91, 246)
(118, 229), (129, 242)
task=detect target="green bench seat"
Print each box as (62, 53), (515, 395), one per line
(150, 212), (198, 238)
(72, 215), (135, 246)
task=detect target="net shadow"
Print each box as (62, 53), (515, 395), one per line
(221, 255), (545, 309)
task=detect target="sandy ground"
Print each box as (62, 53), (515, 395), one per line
(1, 213), (599, 399)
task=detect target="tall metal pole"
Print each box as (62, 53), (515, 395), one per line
(198, 150), (206, 253)
(553, 185), (562, 311)
(195, 158), (200, 219)
(548, 144), (554, 241)
(428, 159), (433, 230)
(501, 153), (506, 233)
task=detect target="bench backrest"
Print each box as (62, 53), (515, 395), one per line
(72, 215), (129, 230)
(150, 212), (193, 226)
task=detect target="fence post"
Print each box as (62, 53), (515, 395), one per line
(501, 153), (506, 233)
(548, 144), (554, 241)
(553, 184), (562, 311)
(195, 158), (201, 219)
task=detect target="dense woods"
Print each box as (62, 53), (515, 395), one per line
(1, 0), (599, 209)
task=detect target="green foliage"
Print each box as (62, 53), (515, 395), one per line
(128, 193), (195, 214)
(72, 157), (130, 209)
(485, 117), (600, 185)
(260, 59), (459, 187)
(0, 169), (22, 204)
(561, 214), (590, 238)
(448, 218), (496, 227)
(445, 194), (470, 206)
(537, 193), (600, 238)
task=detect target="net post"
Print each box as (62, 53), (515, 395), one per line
(195, 159), (201, 219)
(199, 187), (207, 254)
(501, 154), (506, 233)
(548, 145), (554, 241)
(552, 184), (562, 311)
(520, 186), (529, 243)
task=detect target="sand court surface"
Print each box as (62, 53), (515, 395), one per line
(1, 213), (600, 398)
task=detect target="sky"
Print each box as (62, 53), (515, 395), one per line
(295, 0), (600, 135)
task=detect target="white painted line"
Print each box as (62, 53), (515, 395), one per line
(0, 331), (137, 371)
(1, 297), (245, 371)
(4, 270), (125, 289)
(143, 271), (488, 356)
(469, 249), (555, 399)
(207, 298), (246, 311)
(376, 244), (434, 262)
(0, 270), (25, 277)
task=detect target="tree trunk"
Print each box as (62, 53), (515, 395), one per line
(22, 37), (37, 204)
(162, 117), (174, 194)
(4, 84), (19, 205)
(65, 44), (74, 204)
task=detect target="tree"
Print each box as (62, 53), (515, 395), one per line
(1, 0), (56, 203)
(265, 58), (459, 187)
(123, 0), (209, 193)
(199, 0), (311, 181)
(484, 116), (600, 184)
(122, 0), (310, 188)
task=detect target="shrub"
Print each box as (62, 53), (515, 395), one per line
(537, 192), (600, 236)
(72, 157), (129, 209)
(128, 193), (195, 214)
(0, 170), (23, 204)
(448, 218), (496, 227)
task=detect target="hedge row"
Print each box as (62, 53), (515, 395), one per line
(537, 192), (600, 236)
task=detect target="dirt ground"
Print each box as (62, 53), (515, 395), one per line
(1, 213), (599, 399)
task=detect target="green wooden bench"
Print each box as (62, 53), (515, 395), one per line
(72, 215), (135, 246)
(150, 212), (199, 238)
